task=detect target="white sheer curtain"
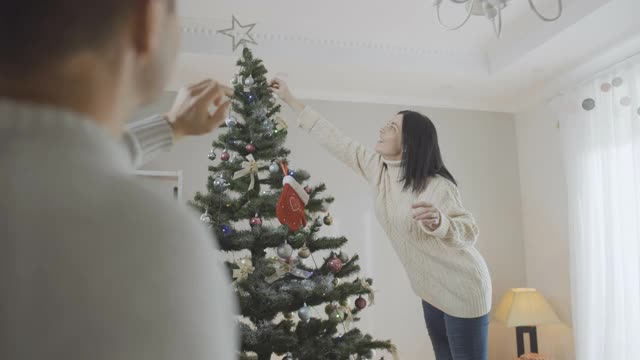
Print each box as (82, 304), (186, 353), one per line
(552, 57), (640, 359)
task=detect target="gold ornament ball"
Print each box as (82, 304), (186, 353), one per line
(298, 246), (311, 259)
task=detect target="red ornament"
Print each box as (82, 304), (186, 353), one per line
(220, 151), (230, 161)
(327, 257), (343, 273)
(245, 143), (256, 153)
(355, 297), (367, 310)
(249, 214), (262, 228)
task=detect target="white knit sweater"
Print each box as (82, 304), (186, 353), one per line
(297, 107), (492, 318)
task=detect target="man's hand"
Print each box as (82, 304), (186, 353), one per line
(166, 79), (233, 139)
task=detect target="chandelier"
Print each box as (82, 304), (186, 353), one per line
(434, 0), (563, 38)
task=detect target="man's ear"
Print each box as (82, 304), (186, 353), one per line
(131, 0), (165, 60)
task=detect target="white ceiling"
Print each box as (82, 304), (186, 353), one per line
(171, 0), (640, 112)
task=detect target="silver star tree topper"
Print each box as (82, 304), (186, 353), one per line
(217, 15), (258, 51)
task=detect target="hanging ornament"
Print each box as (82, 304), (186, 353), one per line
(250, 213), (263, 228)
(244, 78), (254, 93)
(232, 257), (254, 282)
(275, 116), (288, 132)
(231, 74), (239, 85)
(208, 148), (217, 160)
(298, 246), (311, 259)
(276, 163), (309, 232)
(213, 176), (228, 192)
(314, 217), (323, 227)
(277, 241), (294, 259)
(355, 296), (367, 310)
(221, 224), (232, 236)
(327, 255), (343, 273)
(329, 308), (344, 323)
(338, 252), (350, 263)
(298, 303), (312, 322)
(225, 115), (238, 128)
(323, 213), (334, 226)
(220, 150), (230, 162)
(269, 161), (280, 174)
(304, 186), (312, 194)
(200, 210), (213, 226)
(232, 139), (246, 147)
(365, 349), (376, 359)
(245, 143), (256, 153)
(232, 154), (259, 190)
(325, 303), (337, 315)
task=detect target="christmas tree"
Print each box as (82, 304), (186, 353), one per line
(191, 48), (395, 360)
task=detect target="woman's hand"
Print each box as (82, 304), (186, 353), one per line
(269, 78), (293, 102)
(412, 202), (441, 231)
(270, 78), (306, 115)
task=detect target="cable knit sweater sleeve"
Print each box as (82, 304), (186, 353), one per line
(419, 179), (479, 249)
(297, 107), (383, 183)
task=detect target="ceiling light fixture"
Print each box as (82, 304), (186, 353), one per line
(434, 0), (563, 38)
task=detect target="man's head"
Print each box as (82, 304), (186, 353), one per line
(0, 0), (179, 126)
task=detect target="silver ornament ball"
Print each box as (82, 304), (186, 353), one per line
(298, 304), (312, 322)
(213, 177), (227, 192)
(200, 211), (213, 225)
(277, 242), (293, 259)
(244, 75), (255, 87)
(208, 149), (217, 160)
(225, 116), (238, 128)
(365, 349), (376, 359)
(269, 162), (280, 174)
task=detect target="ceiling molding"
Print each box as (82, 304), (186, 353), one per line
(293, 89), (513, 113)
(179, 16), (487, 73)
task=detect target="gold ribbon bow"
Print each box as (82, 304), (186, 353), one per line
(233, 154), (259, 190)
(265, 257), (313, 284)
(275, 116), (288, 131)
(232, 257), (255, 282)
(360, 279), (376, 306)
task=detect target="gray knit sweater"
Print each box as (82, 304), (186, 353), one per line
(0, 98), (237, 360)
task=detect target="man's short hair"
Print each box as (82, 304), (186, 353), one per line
(0, 0), (174, 73)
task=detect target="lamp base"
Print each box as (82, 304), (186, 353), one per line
(516, 326), (539, 357)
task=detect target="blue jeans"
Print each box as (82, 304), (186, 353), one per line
(422, 301), (489, 360)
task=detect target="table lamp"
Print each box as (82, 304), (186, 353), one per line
(494, 288), (561, 357)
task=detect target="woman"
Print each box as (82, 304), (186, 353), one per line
(270, 79), (492, 360)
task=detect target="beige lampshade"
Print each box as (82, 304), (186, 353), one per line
(494, 288), (561, 328)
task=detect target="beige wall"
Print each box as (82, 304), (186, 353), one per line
(514, 104), (575, 360)
(132, 95), (528, 359)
